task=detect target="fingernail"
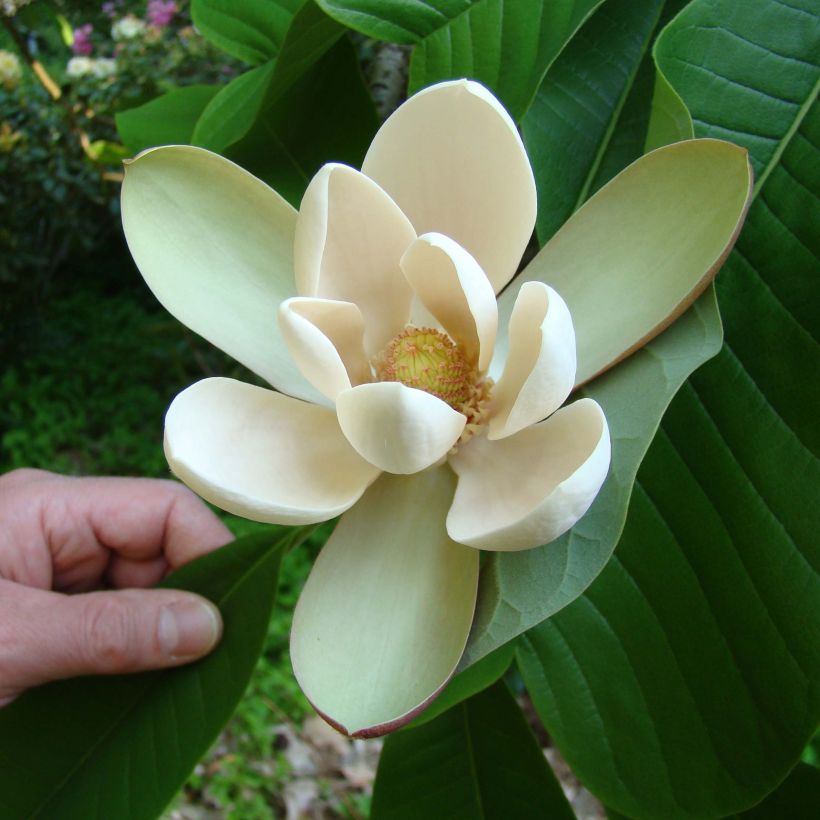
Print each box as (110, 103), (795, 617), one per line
(158, 599), (222, 659)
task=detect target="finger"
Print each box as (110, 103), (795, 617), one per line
(106, 555), (169, 590)
(68, 477), (233, 566)
(0, 579), (223, 704)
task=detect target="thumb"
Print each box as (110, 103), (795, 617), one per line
(0, 579), (222, 703)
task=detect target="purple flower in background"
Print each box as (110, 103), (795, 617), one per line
(72, 24), (93, 56)
(101, 2), (120, 19)
(147, 0), (177, 27)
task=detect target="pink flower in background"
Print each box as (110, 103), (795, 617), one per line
(147, 0), (177, 27)
(72, 24), (93, 56)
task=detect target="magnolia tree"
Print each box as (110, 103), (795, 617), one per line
(1, 1), (817, 818)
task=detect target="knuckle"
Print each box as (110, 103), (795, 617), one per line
(81, 597), (137, 672)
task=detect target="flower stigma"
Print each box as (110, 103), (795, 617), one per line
(374, 326), (493, 445)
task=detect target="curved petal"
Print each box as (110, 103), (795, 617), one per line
(121, 145), (322, 404)
(488, 282), (576, 440)
(336, 382), (466, 474)
(448, 398), (610, 551)
(294, 163), (416, 356)
(164, 377), (380, 525)
(499, 138), (753, 385)
(291, 467), (479, 737)
(279, 297), (372, 401)
(400, 233), (498, 372)
(362, 79), (537, 293)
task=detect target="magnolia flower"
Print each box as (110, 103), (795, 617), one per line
(122, 80), (752, 737)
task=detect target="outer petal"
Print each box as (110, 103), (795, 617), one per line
(498, 139), (753, 386)
(400, 233), (498, 372)
(291, 467), (479, 737)
(448, 398), (610, 551)
(488, 282), (576, 440)
(121, 145), (321, 404)
(336, 382), (466, 474)
(278, 297), (372, 402)
(294, 163), (416, 356)
(362, 79), (537, 293)
(164, 377), (380, 525)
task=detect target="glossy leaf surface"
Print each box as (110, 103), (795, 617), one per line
(371, 680), (576, 820)
(517, 1), (820, 817)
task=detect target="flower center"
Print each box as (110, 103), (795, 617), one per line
(375, 327), (472, 409)
(374, 326), (494, 446)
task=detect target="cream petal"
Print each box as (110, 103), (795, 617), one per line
(448, 398), (610, 551)
(336, 382), (466, 474)
(291, 467), (479, 737)
(362, 79), (536, 293)
(121, 145), (322, 404)
(488, 282), (576, 440)
(294, 163), (416, 356)
(400, 233), (498, 372)
(279, 297), (372, 401)
(164, 377), (380, 525)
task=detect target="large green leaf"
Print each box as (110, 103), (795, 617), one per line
(192, 0), (344, 153)
(462, 132), (755, 665)
(115, 85), (221, 155)
(0, 527), (305, 819)
(409, 0), (604, 121)
(226, 37), (379, 206)
(464, 287), (722, 666)
(191, 0), (302, 64)
(522, 0), (671, 242)
(518, 1), (820, 817)
(315, 0), (478, 44)
(371, 680), (576, 820)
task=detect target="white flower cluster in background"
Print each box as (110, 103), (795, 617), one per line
(0, 49), (21, 90)
(111, 14), (147, 41)
(1, 0), (33, 17)
(66, 56), (117, 80)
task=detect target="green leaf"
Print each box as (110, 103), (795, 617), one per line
(409, 0), (604, 121)
(465, 285), (723, 667)
(226, 37), (379, 206)
(371, 680), (576, 820)
(517, 1), (820, 817)
(522, 0), (671, 242)
(85, 140), (131, 165)
(407, 641), (515, 729)
(0, 527), (307, 819)
(191, 0), (302, 64)
(731, 764), (820, 819)
(315, 0), (478, 44)
(192, 1), (344, 153)
(116, 85), (221, 154)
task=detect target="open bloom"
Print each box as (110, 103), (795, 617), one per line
(122, 79), (752, 736)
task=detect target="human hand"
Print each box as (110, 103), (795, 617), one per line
(0, 469), (233, 706)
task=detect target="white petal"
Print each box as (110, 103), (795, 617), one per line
(121, 145), (321, 403)
(291, 467), (479, 737)
(400, 233), (498, 372)
(336, 382), (466, 474)
(294, 163), (416, 356)
(448, 399), (610, 551)
(488, 282), (576, 440)
(164, 378), (380, 525)
(362, 79), (536, 293)
(279, 297), (371, 401)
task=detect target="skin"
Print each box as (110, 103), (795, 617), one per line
(0, 469), (232, 707)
